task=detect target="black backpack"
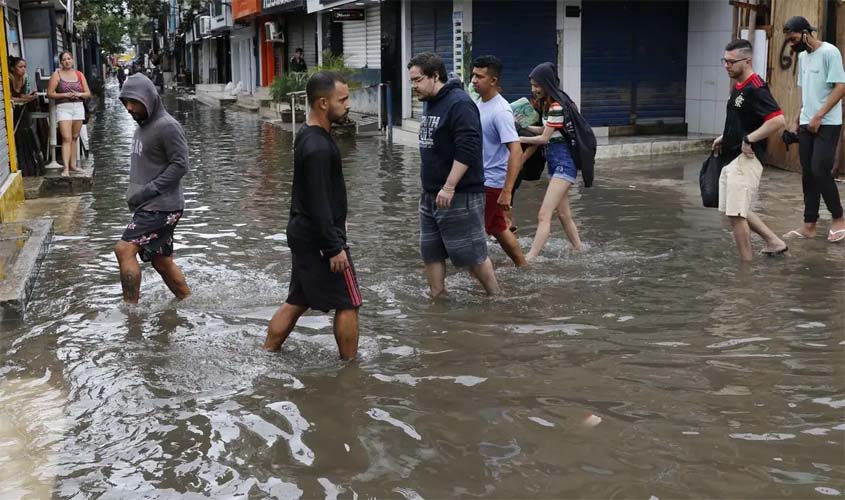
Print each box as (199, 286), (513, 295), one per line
(561, 100), (597, 187)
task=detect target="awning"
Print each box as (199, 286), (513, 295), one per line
(306, 0), (358, 14)
(233, 0), (261, 21)
(19, 0), (66, 11)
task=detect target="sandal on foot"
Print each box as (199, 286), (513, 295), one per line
(762, 245), (788, 256)
(829, 229), (845, 243)
(783, 230), (810, 239)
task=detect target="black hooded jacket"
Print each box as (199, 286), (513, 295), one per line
(529, 63), (597, 187)
(418, 80), (484, 193)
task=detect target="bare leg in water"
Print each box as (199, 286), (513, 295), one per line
(526, 178), (581, 260)
(263, 304), (359, 360)
(151, 254), (191, 299)
(264, 303), (308, 351)
(114, 241), (142, 303)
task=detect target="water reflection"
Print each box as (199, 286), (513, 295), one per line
(0, 83), (842, 498)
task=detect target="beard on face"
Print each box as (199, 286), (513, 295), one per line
(329, 108), (349, 124)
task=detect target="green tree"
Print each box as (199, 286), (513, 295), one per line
(74, 0), (167, 54)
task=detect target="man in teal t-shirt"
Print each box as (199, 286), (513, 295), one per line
(782, 16), (845, 243)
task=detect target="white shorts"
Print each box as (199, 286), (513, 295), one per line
(56, 101), (85, 122)
(718, 154), (763, 218)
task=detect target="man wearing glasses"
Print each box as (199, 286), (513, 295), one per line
(781, 16), (845, 243)
(407, 52), (500, 297)
(712, 39), (788, 261)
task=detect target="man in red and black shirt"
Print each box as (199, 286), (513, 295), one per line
(712, 39), (788, 261)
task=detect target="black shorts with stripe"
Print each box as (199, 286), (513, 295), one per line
(285, 247), (362, 312)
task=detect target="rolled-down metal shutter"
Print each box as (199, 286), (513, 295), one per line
(410, 0), (453, 118)
(342, 19), (366, 68)
(472, 0), (556, 103)
(633, 0), (687, 123)
(0, 83), (10, 187)
(581, 1), (633, 126)
(365, 4), (380, 69)
(287, 14), (317, 69)
(581, 0), (687, 126)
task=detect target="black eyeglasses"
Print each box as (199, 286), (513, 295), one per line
(721, 57), (750, 66)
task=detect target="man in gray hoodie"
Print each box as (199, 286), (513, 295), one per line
(114, 73), (190, 303)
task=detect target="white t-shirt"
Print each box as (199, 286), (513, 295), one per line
(797, 42), (845, 125)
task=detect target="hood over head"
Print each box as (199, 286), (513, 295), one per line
(529, 62), (574, 109)
(119, 73), (161, 124)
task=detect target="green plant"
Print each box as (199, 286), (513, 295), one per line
(269, 72), (309, 103)
(270, 51), (364, 103)
(314, 51), (359, 82)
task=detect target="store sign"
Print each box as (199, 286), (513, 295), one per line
(263, 0), (298, 11)
(331, 9), (364, 21)
(233, 0), (261, 19)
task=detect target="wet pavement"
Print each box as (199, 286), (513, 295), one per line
(1, 83), (843, 499)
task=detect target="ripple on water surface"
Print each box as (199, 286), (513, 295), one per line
(1, 86), (843, 498)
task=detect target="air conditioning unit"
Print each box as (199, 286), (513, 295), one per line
(199, 16), (211, 36)
(264, 21), (284, 43)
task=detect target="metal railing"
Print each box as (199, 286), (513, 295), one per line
(286, 82), (395, 145)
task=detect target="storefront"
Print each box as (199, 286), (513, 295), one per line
(232, 0), (260, 94)
(258, 0), (309, 87)
(471, 0), (557, 103)
(580, 0), (688, 128)
(0, 0), (22, 220)
(406, 0), (453, 118)
(210, 0), (233, 84)
(4, 0), (23, 58)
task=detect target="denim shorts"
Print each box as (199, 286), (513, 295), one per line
(546, 142), (577, 183)
(419, 191), (488, 268)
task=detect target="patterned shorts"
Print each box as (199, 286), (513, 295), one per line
(121, 210), (184, 262)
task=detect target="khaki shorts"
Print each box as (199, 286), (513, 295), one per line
(719, 154), (763, 218)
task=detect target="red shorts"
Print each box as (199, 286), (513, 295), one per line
(484, 187), (508, 236)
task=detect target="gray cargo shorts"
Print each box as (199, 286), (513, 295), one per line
(419, 191), (488, 268)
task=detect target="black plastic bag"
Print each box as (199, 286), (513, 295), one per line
(699, 153), (722, 208)
(517, 127), (545, 181)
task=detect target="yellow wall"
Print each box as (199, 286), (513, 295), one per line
(0, 5), (23, 221)
(0, 172), (23, 222)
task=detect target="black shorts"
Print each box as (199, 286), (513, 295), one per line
(121, 209), (183, 262)
(286, 248), (362, 312)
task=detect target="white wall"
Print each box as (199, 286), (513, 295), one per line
(400, 0), (411, 119)
(558, 0), (581, 109)
(686, 1), (733, 135)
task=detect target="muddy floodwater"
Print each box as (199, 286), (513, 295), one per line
(1, 85), (843, 499)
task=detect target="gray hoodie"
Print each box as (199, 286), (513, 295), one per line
(119, 74), (188, 212)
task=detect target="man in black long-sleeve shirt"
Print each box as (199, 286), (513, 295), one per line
(263, 71), (361, 360)
(408, 52), (500, 297)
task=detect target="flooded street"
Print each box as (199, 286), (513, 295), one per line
(1, 84), (843, 499)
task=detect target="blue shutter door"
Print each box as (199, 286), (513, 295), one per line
(633, 1), (688, 123)
(411, 1), (454, 118)
(472, 0), (557, 103)
(581, 1), (687, 127)
(411, 0), (453, 71)
(581, 1), (634, 126)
